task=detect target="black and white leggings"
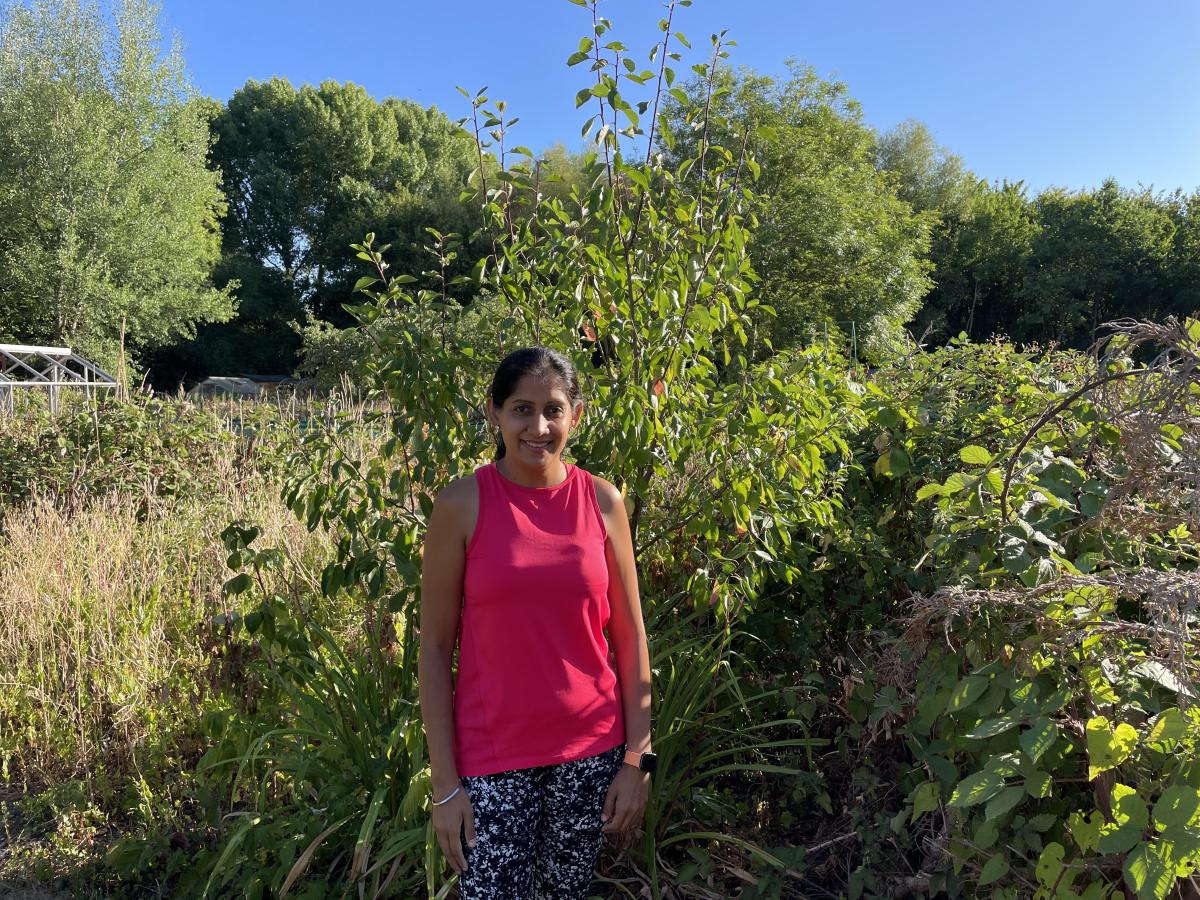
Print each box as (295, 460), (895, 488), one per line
(457, 744), (625, 900)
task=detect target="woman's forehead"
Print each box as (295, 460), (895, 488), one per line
(507, 374), (571, 402)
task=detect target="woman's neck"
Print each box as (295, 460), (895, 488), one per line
(496, 456), (569, 488)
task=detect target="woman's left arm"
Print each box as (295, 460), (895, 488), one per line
(592, 475), (653, 837)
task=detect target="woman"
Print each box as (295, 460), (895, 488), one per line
(418, 347), (655, 899)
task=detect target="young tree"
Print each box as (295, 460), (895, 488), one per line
(0, 0), (233, 370)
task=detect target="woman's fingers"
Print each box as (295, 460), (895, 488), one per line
(435, 825), (463, 874)
(600, 782), (618, 830)
(433, 799), (472, 874)
(463, 801), (477, 849)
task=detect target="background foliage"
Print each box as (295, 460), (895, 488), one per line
(0, 0), (233, 373)
(0, 1), (1198, 899)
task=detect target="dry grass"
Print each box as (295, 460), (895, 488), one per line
(0, 478), (334, 788)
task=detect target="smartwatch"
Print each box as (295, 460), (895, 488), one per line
(623, 749), (657, 773)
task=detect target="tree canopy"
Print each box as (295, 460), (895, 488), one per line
(0, 0), (232, 371)
(665, 63), (934, 356)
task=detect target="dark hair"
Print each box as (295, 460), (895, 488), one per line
(489, 347), (582, 460)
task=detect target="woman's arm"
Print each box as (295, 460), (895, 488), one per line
(592, 475), (653, 835)
(417, 477), (477, 874)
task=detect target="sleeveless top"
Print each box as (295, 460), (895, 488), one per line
(453, 461), (625, 777)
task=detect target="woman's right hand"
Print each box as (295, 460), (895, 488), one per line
(432, 785), (476, 875)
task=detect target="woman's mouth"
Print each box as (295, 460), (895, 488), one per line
(522, 439), (552, 454)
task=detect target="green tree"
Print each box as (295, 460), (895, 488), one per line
(1020, 180), (1177, 346)
(153, 78), (480, 386)
(918, 180), (1039, 340)
(1167, 188), (1200, 319)
(665, 63), (933, 356)
(874, 118), (976, 220)
(0, 0), (233, 370)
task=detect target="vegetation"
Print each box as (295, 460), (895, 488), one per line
(0, 1), (1197, 899)
(0, 0), (233, 374)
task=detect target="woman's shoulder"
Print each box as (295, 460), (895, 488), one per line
(431, 471), (482, 547)
(435, 470), (482, 509)
(583, 469), (623, 516)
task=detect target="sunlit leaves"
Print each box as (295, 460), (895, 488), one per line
(1087, 716), (1139, 779)
(946, 675), (989, 713)
(1035, 842), (1065, 887)
(1098, 784), (1150, 854)
(1152, 786), (1200, 831)
(948, 770), (1006, 807)
(1147, 708), (1186, 745)
(1125, 841), (1175, 900)
(1019, 718), (1059, 764)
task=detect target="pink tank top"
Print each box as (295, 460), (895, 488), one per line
(453, 461), (625, 777)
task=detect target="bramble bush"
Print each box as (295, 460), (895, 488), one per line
(807, 321), (1200, 899)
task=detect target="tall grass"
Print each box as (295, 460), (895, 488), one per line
(0, 482), (333, 789)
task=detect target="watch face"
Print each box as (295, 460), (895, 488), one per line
(640, 752), (657, 773)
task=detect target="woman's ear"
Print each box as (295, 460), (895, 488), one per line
(485, 398), (500, 428)
(571, 401), (585, 430)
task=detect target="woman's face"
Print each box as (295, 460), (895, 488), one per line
(488, 374), (582, 470)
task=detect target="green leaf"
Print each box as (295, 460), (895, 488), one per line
(915, 482), (943, 501)
(223, 573), (253, 596)
(948, 770), (1006, 808)
(942, 472), (973, 495)
(1025, 771), (1052, 799)
(959, 445), (992, 465)
(1087, 716), (1139, 779)
(1019, 718), (1059, 763)
(1152, 785), (1200, 831)
(978, 852), (1009, 886)
(1068, 810), (1104, 851)
(985, 785), (1025, 821)
(1147, 708), (1186, 745)
(909, 781), (940, 822)
(1099, 784), (1149, 854)
(1026, 813), (1058, 832)
(1124, 841), (1174, 900)
(974, 817), (1000, 850)
(967, 716), (1020, 740)
(1035, 842), (1065, 887)
(1135, 661), (1194, 698)
(946, 675), (989, 714)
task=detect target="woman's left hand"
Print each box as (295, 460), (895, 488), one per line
(601, 764), (650, 838)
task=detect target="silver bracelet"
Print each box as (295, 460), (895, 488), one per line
(431, 783), (462, 807)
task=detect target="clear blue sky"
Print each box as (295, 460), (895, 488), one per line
(160, 0), (1200, 195)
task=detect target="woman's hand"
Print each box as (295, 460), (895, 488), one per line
(432, 786), (476, 875)
(601, 764), (650, 840)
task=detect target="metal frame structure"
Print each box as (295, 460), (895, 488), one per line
(0, 343), (118, 413)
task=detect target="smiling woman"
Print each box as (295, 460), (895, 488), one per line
(417, 346), (655, 898)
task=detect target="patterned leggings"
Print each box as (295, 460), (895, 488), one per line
(457, 744), (625, 900)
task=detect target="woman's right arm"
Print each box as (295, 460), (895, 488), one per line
(417, 478), (476, 874)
